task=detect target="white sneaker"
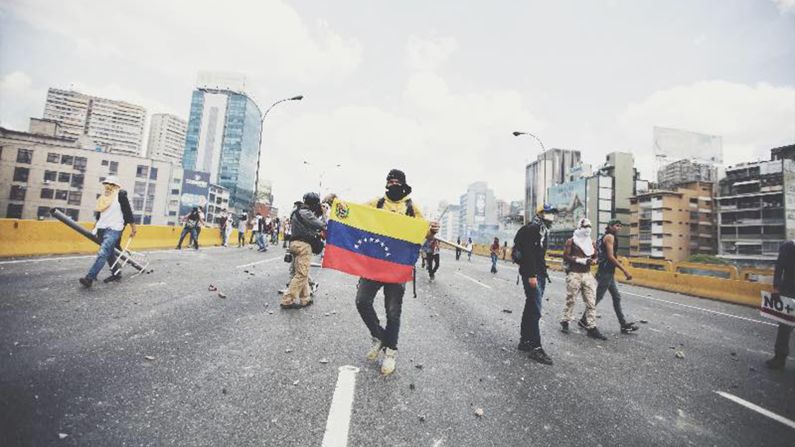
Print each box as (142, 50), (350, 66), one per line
(380, 348), (397, 375)
(366, 338), (382, 361)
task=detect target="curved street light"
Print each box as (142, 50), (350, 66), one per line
(513, 130), (548, 222)
(252, 95), (303, 211)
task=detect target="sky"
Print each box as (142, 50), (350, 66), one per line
(1, 0), (794, 214)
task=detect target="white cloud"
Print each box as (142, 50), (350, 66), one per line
(4, 0), (363, 83)
(618, 80), (795, 177)
(772, 0), (795, 13)
(406, 35), (458, 71)
(0, 71), (45, 131)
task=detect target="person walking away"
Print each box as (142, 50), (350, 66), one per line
(766, 239), (795, 369)
(424, 238), (440, 280)
(561, 218), (607, 340)
(455, 237), (462, 261)
(219, 212), (229, 247)
(281, 192), (326, 309)
(176, 207), (202, 250)
(79, 176), (136, 287)
(466, 238), (473, 262)
(490, 237), (500, 273)
(581, 219), (638, 334)
(237, 214), (247, 247)
(514, 203), (558, 365)
(327, 168), (438, 376)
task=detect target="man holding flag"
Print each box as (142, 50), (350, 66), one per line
(323, 169), (438, 376)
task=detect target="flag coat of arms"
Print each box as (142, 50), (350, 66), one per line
(322, 199), (429, 283)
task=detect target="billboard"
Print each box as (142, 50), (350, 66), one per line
(547, 179), (587, 233)
(179, 170), (210, 217)
(653, 127), (723, 164)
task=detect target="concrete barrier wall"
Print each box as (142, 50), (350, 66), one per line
(0, 219), (773, 306)
(0, 219), (249, 257)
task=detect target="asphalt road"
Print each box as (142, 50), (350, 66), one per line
(0, 244), (793, 446)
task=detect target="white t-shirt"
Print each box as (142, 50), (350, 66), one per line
(96, 196), (124, 231)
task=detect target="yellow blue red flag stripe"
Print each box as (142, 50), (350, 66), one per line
(321, 199), (428, 283)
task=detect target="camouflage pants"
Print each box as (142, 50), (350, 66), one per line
(562, 271), (597, 329)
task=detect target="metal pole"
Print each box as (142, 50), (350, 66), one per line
(49, 208), (146, 272)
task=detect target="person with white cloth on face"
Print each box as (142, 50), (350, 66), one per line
(560, 218), (607, 340)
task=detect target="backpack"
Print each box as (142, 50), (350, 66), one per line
(510, 246), (522, 264)
(376, 197), (415, 217)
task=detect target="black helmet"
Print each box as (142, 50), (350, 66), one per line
(303, 192), (320, 207)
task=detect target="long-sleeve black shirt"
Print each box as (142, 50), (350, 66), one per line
(774, 239), (795, 297)
(514, 221), (548, 278)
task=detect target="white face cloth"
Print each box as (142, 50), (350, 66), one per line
(572, 227), (594, 257)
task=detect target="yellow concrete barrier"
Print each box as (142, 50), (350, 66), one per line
(0, 218), (250, 257)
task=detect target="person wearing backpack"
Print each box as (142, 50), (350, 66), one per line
(580, 219), (638, 334)
(327, 169), (439, 376)
(561, 218), (607, 340)
(513, 203), (558, 365)
(281, 192), (326, 309)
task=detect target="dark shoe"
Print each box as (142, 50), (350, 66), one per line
(765, 356), (786, 370)
(103, 273), (122, 284)
(587, 327), (608, 340)
(79, 277), (93, 288)
(577, 317), (588, 330)
(310, 282), (319, 296)
(280, 302), (300, 309)
(560, 321), (570, 333)
(621, 322), (640, 334)
(517, 340), (535, 352)
(529, 347), (553, 365)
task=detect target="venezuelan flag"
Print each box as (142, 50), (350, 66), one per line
(322, 199), (429, 283)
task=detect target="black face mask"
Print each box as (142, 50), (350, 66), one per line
(386, 184), (409, 201)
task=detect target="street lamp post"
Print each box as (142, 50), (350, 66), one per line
(252, 95), (303, 211)
(513, 131), (548, 223)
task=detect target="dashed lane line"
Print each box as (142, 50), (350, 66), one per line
(715, 391), (795, 430)
(454, 271), (493, 289)
(321, 365), (360, 447)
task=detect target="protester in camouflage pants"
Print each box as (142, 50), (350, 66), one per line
(561, 218), (607, 340)
(562, 271), (597, 328)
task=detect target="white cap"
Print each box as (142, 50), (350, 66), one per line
(102, 175), (121, 187)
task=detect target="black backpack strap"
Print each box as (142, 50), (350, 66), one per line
(405, 198), (415, 217)
(376, 198), (385, 209)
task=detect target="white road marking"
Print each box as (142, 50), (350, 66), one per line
(234, 257), (281, 268)
(454, 272), (493, 289)
(321, 365), (360, 447)
(0, 255), (95, 264)
(715, 391), (795, 430)
(621, 291), (776, 327)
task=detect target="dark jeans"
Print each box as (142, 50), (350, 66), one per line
(177, 226), (198, 249)
(774, 323), (793, 358)
(593, 270), (627, 326)
(87, 228), (122, 280)
(520, 274), (546, 348)
(426, 253), (439, 276)
(455, 249), (461, 260)
(490, 253), (498, 273)
(238, 231), (246, 246)
(355, 278), (405, 350)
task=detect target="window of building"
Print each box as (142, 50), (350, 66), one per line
(143, 215), (152, 225)
(37, 206), (50, 220)
(13, 167), (29, 182)
(134, 181), (147, 198)
(136, 165), (149, 178)
(133, 214), (142, 224)
(71, 174), (84, 188)
(133, 197), (144, 211)
(149, 167), (158, 180)
(68, 191), (82, 206)
(109, 161), (119, 174)
(6, 203), (23, 218)
(101, 159), (109, 166)
(171, 189), (180, 195)
(58, 172), (71, 183)
(55, 190), (69, 200)
(47, 153), (61, 163)
(16, 148), (33, 164)
(61, 155), (74, 165)
(74, 157), (87, 171)
(168, 211), (177, 216)
(65, 208), (79, 221)
(40, 188), (54, 199)
(44, 170), (57, 182)
(145, 196), (154, 212)
(10, 185), (26, 201)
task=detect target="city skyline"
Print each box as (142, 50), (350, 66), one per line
(1, 0), (794, 211)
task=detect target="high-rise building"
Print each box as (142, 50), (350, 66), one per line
(43, 88), (146, 156)
(657, 159), (719, 189)
(629, 182), (716, 262)
(459, 181), (497, 243)
(182, 73), (262, 212)
(1, 119), (170, 224)
(524, 148), (581, 222)
(438, 204), (461, 242)
(716, 144), (795, 266)
(147, 114), (187, 164)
